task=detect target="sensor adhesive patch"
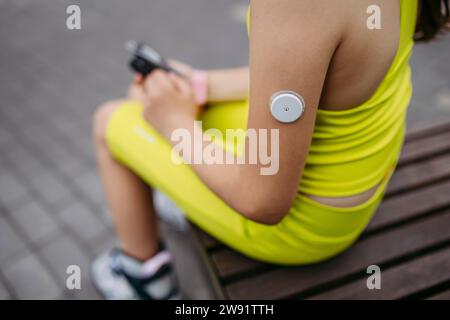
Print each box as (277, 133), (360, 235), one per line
(270, 91), (305, 123)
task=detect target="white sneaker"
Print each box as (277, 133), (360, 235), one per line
(91, 248), (181, 300)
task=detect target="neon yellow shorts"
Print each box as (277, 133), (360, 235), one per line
(106, 100), (394, 265)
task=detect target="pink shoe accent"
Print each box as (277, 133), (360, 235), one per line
(140, 251), (173, 277)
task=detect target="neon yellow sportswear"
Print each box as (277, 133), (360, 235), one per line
(106, 0), (417, 264)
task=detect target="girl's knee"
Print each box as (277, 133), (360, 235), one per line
(93, 99), (124, 146)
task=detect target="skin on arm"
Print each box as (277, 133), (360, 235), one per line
(142, 0), (345, 225)
(207, 67), (249, 103)
(168, 60), (250, 103)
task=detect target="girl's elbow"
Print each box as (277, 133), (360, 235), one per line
(239, 201), (291, 226)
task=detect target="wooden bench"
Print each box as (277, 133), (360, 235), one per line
(179, 120), (450, 300)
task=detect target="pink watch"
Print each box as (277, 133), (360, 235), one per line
(191, 70), (209, 106)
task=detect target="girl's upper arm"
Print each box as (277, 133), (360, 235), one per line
(242, 0), (345, 224)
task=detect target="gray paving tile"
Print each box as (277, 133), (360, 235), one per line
(89, 232), (116, 257)
(0, 216), (29, 266)
(0, 172), (29, 208)
(39, 234), (89, 284)
(73, 170), (105, 207)
(0, 126), (15, 151)
(24, 128), (67, 160)
(9, 201), (60, 244)
(54, 156), (89, 180)
(30, 171), (74, 209)
(44, 133), (83, 159)
(0, 100), (29, 124)
(58, 202), (107, 243)
(0, 158), (7, 180)
(38, 233), (102, 299)
(97, 204), (114, 230)
(72, 135), (95, 161)
(51, 112), (86, 139)
(2, 253), (61, 300)
(1, 144), (44, 180)
(21, 122), (55, 147)
(0, 279), (11, 300)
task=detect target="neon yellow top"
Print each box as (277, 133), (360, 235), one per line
(249, 0), (418, 197)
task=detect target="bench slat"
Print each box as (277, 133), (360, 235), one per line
(386, 153), (450, 195)
(398, 130), (450, 166)
(210, 175), (450, 279)
(223, 210), (450, 299)
(211, 249), (263, 280)
(368, 179), (450, 232)
(404, 119), (450, 142)
(427, 289), (450, 300)
(311, 246), (450, 300)
(193, 226), (221, 250)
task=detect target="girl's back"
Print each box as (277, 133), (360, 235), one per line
(320, 0), (402, 110)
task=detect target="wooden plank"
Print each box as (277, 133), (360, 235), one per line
(428, 289), (450, 300)
(212, 178), (450, 279)
(224, 210), (450, 299)
(404, 119), (450, 143)
(192, 225), (221, 250)
(398, 130), (450, 166)
(311, 247), (450, 300)
(368, 179), (450, 232)
(211, 249), (265, 280)
(386, 153), (450, 195)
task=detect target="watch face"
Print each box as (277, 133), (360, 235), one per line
(270, 91), (305, 123)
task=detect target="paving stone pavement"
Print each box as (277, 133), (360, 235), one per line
(0, 0), (449, 299)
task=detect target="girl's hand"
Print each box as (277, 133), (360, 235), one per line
(169, 59), (209, 106)
(142, 70), (201, 139)
(127, 74), (146, 103)
(168, 59), (194, 79)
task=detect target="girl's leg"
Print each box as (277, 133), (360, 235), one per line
(93, 100), (159, 261)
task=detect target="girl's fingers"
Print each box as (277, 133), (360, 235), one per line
(169, 73), (192, 97)
(134, 74), (144, 84)
(128, 83), (146, 101)
(144, 70), (175, 95)
(168, 59), (192, 77)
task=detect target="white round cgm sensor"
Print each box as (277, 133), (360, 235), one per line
(270, 91), (305, 123)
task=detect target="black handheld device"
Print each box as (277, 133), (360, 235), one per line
(125, 40), (182, 77)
